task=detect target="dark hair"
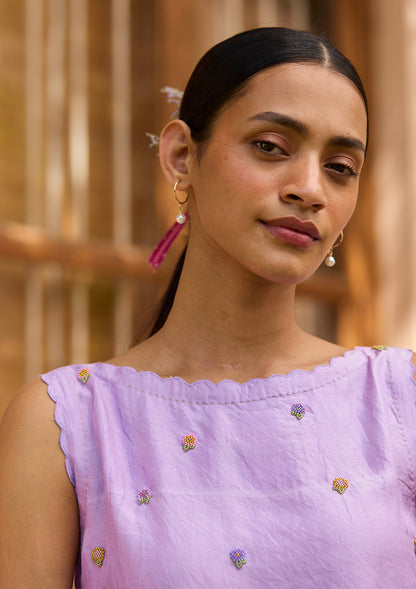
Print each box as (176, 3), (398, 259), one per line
(145, 27), (368, 340)
(179, 27), (367, 145)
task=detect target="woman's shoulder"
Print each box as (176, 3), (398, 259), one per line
(387, 346), (416, 381)
(295, 342), (416, 393)
(0, 377), (66, 483)
(351, 344), (415, 374)
(0, 377), (54, 441)
(0, 378), (79, 587)
(351, 345), (416, 391)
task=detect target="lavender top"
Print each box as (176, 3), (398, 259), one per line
(42, 346), (416, 588)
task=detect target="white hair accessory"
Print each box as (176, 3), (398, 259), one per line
(146, 87), (184, 149)
(160, 86), (184, 107)
(145, 133), (160, 148)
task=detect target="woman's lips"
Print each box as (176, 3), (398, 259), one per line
(261, 217), (321, 248)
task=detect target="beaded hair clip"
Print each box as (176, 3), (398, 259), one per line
(145, 87), (184, 150)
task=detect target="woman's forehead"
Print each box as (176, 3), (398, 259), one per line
(217, 63), (367, 142)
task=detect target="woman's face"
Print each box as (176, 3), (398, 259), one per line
(186, 63), (368, 284)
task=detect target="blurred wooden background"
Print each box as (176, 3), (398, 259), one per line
(1, 0), (415, 418)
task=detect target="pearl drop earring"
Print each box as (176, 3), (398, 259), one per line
(325, 231), (344, 267)
(174, 180), (189, 224)
(148, 180), (189, 269)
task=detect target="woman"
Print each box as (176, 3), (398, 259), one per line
(1, 27), (415, 588)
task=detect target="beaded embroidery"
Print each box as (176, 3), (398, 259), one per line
(372, 345), (387, 351)
(77, 368), (91, 383)
(182, 433), (198, 452)
(230, 548), (247, 569)
(291, 403), (305, 420)
(137, 487), (152, 504)
(333, 478), (349, 494)
(91, 547), (105, 567)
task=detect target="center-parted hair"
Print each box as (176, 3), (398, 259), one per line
(179, 27), (367, 146)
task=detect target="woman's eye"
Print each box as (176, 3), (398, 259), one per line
(254, 140), (285, 155)
(327, 162), (357, 177)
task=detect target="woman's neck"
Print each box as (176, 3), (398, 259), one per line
(167, 264), (299, 349)
(133, 256), (341, 383)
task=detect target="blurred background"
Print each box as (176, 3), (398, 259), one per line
(1, 0), (416, 417)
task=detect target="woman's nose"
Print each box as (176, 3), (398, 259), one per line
(279, 158), (327, 211)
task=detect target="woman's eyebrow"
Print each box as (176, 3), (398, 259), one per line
(248, 111), (309, 136)
(248, 111), (366, 153)
(327, 135), (366, 153)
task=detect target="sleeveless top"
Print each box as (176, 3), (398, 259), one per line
(42, 346), (416, 588)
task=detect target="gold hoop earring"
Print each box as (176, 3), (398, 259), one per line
(325, 231), (344, 267)
(148, 181), (189, 269)
(174, 180), (189, 224)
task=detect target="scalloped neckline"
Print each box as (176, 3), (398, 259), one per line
(100, 346), (364, 387)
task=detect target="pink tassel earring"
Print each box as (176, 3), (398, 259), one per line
(148, 181), (189, 269)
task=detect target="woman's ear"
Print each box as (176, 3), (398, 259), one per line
(158, 119), (196, 188)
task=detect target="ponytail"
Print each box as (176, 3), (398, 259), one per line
(148, 246), (187, 336)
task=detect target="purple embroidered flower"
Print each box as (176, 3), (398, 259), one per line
(182, 433), (198, 452)
(333, 477), (349, 494)
(91, 546), (105, 567)
(291, 403), (305, 420)
(77, 368), (91, 383)
(230, 548), (247, 569)
(137, 487), (152, 505)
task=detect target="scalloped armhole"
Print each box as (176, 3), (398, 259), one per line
(410, 352), (416, 384)
(41, 373), (76, 488)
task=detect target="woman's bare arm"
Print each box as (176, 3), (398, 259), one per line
(0, 379), (79, 588)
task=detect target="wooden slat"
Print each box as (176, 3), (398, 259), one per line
(24, 0), (44, 380)
(298, 273), (347, 303)
(330, 0), (378, 345)
(0, 222), (345, 301)
(0, 222), (160, 280)
(69, 0), (89, 364)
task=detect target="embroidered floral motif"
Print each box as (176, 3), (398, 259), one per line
(182, 433), (198, 452)
(230, 548), (247, 569)
(333, 478), (349, 494)
(372, 345), (387, 351)
(137, 487), (152, 504)
(77, 368), (91, 383)
(414, 538), (416, 554)
(291, 403), (305, 420)
(91, 547), (105, 567)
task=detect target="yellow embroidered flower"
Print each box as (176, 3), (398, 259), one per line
(333, 478), (349, 494)
(91, 547), (105, 567)
(77, 368), (91, 383)
(182, 433), (198, 452)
